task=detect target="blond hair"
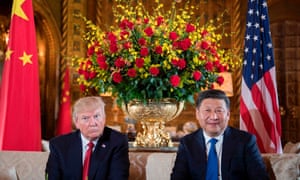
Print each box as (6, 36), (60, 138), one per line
(72, 96), (106, 123)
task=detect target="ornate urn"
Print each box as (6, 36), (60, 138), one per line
(123, 99), (184, 147)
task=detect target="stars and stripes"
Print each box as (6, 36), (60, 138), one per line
(240, 0), (282, 153)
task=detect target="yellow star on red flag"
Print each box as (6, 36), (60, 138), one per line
(19, 51), (33, 66)
(12, 0), (29, 21)
(5, 48), (13, 61)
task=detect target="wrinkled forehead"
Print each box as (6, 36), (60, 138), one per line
(74, 99), (105, 114)
(76, 105), (101, 114)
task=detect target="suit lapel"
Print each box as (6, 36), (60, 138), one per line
(89, 127), (111, 179)
(194, 130), (207, 177)
(221, 127), (235, 178)
(68, 131), (84, 178)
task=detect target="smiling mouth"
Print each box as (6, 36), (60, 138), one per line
(208, 122), (218, 126)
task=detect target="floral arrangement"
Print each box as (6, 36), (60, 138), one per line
(74, 0), (238, 105)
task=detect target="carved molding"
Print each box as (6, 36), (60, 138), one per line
(33, 0), (61, 138)
(229, 0), (243, 128)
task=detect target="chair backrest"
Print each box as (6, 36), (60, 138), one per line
(283, 142), (300, 154)
(0, 151), (49, 180)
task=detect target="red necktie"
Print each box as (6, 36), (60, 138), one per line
(82, 141), (94, 180)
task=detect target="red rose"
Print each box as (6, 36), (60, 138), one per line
(201, 29), (209, 37)
(201, 40), (210, 50)
(97, 54), (106, 62)
(109, 43), (118, 53)
(216, 76), (224, 85)
(138, 38), (146, 46)
(126, 21), (134, 30)
(172, 58), (186, 69)
(155, 46), (163, 54)
(112, 72), (122, 83)
(171, 58), (178, 66)
(80, 70), (89, 80)
(144, 27), (154, 37)
(135, 58), (145, 68)
(172, 41), (179, 49)
(89, 71), (97, 79)
(210, 47), (217, 55)
(120, 30), (130, 40)
(224, 65), (229, 72)
(78, 68), (84, 75)
(185, 23), (195, 33)
(123, 42), (131, 49)
(97, 55), (108, 70)
(149, 66), (160, 76)
(85, 72), (90, 79)
(119, 19), (134, 30)
(144, 18), (149, 24)
(169, 32), (178, 41)
(179, 38), (191, 50)
(177, 59), (186, 69)
(218, 65), (226, 72)
(213, 60), (220, 67)
(156, 16), (164, 26)
(170, 75), (180, 87)
(140, 47), (149, 57)
(85, 60), (92, 68)
(87, 46), (95, 56)
(98, 61), (108, 70)
(205, 61), (214, 71)
(127, 68), (137, 78)
(193, 71), (202, 81)
(114, 58), (126, 68)
(81, 70), (96, 80)
(107, 32), (117, 42)
(119, 19), (128, 29)
(96, 48), (103, 56)
(79, 84), (86, 92)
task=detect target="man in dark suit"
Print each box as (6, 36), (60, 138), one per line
(46, 96), (129, 180)
(171, 89), (269, 180)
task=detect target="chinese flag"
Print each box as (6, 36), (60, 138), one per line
(0, 0), (41, 151)
(56, 66), (72, 135)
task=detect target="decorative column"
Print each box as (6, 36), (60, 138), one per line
(60, 0), (87, 101)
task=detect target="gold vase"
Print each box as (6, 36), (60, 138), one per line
(122, 98), (184, 147)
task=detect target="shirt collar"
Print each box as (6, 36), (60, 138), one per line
(203, 131), (223, 145)
(80, 133), (98, 147)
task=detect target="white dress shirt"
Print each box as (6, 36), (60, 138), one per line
(80, 134), (98, 165)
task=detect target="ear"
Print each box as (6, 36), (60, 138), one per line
(195, 108), (200, 120)
(74, 117), (80, 129)
(226, 110), (230, 119)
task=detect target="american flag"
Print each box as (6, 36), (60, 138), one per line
(240, 0), (282, 153)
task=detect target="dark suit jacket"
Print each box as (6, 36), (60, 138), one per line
(46, 127), (129, 180)
(171, 127), (269, 180)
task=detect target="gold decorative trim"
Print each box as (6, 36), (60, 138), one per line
(229, 0), (243, 127)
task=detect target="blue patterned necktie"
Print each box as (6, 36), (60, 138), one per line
(206, 138), (218, 180)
